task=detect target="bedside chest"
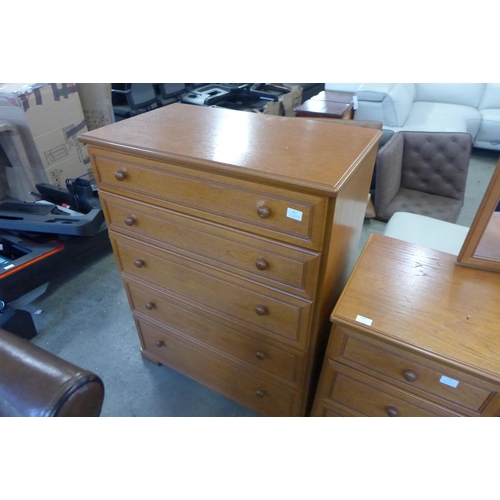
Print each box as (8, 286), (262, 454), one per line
(79, 103), (381, 416)
(312, 233), (500, 417)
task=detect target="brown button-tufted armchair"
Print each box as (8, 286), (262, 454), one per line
(373, 131), (472, 222)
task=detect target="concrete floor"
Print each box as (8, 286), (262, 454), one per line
(25, 249), (260, 417)
(17, 147), (500, 417)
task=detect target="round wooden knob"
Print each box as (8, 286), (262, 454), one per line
(255, 351), (266, 360)
(257, 206), (271, 218)
(256, 390), (265, 398)
(145, 302), (155, 310)
(134, 258), (145, 268)
(124, 216), (135, 226)
(386, 406), (400, 417)
(255, 258), (269, 270)
(155, 340), (164, 348)
(403, 370), (418, 382)
(255, 305), (268, 316)
(114, 171), (126, 181)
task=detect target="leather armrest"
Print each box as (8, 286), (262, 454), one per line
(355, 84), (416, 127)
(0, 328), (104, 417)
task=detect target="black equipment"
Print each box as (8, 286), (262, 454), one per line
(0, 175), (109, 339)
(180, 83), (290, 111)
(0, 301), (37, 340)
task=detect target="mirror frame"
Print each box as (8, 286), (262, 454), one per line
(457, 157), (500, 271)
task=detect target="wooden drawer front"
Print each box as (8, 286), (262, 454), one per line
(125, 281), (304, 385)
(113, 237), (312, 345)
(138, 320), (299, 417)
(102, 193), (320, 299)
(93, 151), (327, 249)
(323, 362), (461, 417)
(322, 407), (351, 417)
(334, 327), (493, 413)
(312, 401), (357, 417)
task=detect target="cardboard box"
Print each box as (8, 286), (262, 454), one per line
(278, 84), (303, 116)
(247, 85), (303, 116)
(0, 83), (91, 196)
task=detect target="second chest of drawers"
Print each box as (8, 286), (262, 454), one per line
(312, 234), (500, 417)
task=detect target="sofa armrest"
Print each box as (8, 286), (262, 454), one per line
(374, 132), (404, 216)
(0, 328), (104, 417)
(354, 83), (416, 127)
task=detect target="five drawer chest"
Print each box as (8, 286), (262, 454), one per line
(79, 103), (381, 416)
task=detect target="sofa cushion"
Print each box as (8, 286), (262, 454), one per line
(381, 188), (464, 223)
(415, 83), (486, 108)
(478, 83), (500, 110)
(401, 102), (482, 138)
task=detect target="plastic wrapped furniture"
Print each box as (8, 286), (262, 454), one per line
(0, 328), (104, 417)
(374, 131), (472, 222)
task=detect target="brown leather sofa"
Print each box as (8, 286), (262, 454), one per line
(0, 328), (104, 417)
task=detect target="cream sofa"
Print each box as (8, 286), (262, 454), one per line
(325, 83), (500, 151)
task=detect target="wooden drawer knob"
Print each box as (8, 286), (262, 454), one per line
(403, 370), (418, 382)
(257, 206), (271, 218)
(256, 390), (265, 398)
(145, 302), (155, 310)
(386, 406), (400, 417)
(155, 340), (164, 347)
(124, 216), (136, 226)
(114, 171), (126, 181)
(255, 351), (266, 360)
(134, 258), (145, 268)
(255, 258), (269, 270)
(255, 305), (268, 316)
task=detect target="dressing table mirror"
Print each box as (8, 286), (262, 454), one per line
(458, 156), (500, 271)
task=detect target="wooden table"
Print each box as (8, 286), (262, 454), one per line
(312, 233), (500, 417)
(295, 90), (355, 119)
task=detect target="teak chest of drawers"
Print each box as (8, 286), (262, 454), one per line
(312, 233), (500, 417)
(79, 103), (381, 416)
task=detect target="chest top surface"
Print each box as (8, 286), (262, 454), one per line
(332, 233), (500, 379)
(79, 103), (381, 195)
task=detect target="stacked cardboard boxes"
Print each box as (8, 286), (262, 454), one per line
(0, 83), (92, 201)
